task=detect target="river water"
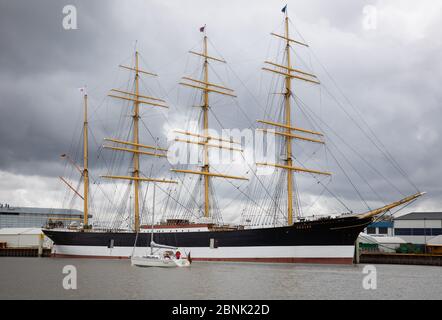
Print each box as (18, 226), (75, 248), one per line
(0, 257), (441, 299)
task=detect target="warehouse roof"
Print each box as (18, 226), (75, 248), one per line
(359, 233), (406, 244)
(395, 212), (442, 220)
(373, 236), (406, 244)
(0, 228), (43, 235)
(0, 206), (83, 216)
(428, 235), (442, 246)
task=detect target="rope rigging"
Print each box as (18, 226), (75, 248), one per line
(57, 14), (422, 230)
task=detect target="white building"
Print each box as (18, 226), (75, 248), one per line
(359, 233), (406, 253)
(0, 228), (45, 248)
(394, 212), (442, 244)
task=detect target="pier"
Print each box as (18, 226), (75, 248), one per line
(0, 247), (51, 257)
(360, 252), (442, 266)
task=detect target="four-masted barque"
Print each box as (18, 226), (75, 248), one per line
(43, 8), (424, 264)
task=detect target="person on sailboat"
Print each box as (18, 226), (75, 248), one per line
(187, 252), (192, 264)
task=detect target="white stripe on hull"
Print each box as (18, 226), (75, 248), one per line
(53, 245), (355, 261)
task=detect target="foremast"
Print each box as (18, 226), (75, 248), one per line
(172, 27), (248, 220)
(257, 9), (425, 226)
(102, 50), (177, 232)
(257, 9), (329, 225)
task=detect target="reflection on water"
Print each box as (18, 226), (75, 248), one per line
(0, 258), (441, 299)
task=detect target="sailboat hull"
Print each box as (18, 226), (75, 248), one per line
(131, 255), (178, 268)
(43, 216), (372, 264)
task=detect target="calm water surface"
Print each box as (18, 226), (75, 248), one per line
(0, 257), (441, 299)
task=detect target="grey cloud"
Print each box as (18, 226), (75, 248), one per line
(0, 0), (440, 216)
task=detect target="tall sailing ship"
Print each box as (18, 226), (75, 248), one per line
(44, 9), (424, 264)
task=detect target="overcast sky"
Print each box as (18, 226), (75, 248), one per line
(0, 0), (441, 222)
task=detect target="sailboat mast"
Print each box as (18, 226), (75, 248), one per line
(133, 51), (141, 232)
(83, 92), (89, 226)
(202, 35), (210, 218)
(284, 14), (294, 225)
(150, 182), (155, 255)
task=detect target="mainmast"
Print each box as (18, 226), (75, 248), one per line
(283, 14), (294, 225)
(257, 8), (330, 225)
(133, 51), (141, 232)
(202, 35), (210, 218)
(172, 27), (248, 220)
(82, 92), (89, 226)
(102, 50), (177, 232)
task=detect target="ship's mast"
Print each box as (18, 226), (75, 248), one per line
(283, 14), (294, 225)
(202, 34), (210, 218)
(102, 49), (177, 232)
(133, 51), (141, 231)
(257, 9), (331, 225)
(58, 90), (91, 226)
(82, 92), (89, 226)
(172, 27), (248, 220)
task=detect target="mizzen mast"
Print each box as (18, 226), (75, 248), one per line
(58, 88), (90, 227)
(102, 50), (176, 232)
(82, 92), (89, 226)
(172, 27), (248, 220)
(257, 7), (328, 225)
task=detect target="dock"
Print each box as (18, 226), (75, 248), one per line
(360, 252), (442, 266)
(0, 247), (51, 257)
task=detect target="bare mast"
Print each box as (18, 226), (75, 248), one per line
(82, 91), (89, 226)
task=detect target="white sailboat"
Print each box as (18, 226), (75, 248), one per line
(130, 244), (182, 268)
(131, 183), (191, 268)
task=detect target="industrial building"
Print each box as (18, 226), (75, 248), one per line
(0, 227), (53, 256)
(0, 228), (45, 248)
(0, 205), (86, 229)
(394, 212), (442, 244)
(427, 235), (442, 254)
(358, 232), (406, 253)
(365, 220), (394, 236)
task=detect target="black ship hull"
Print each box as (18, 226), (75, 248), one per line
(43, 215), (372, 264)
